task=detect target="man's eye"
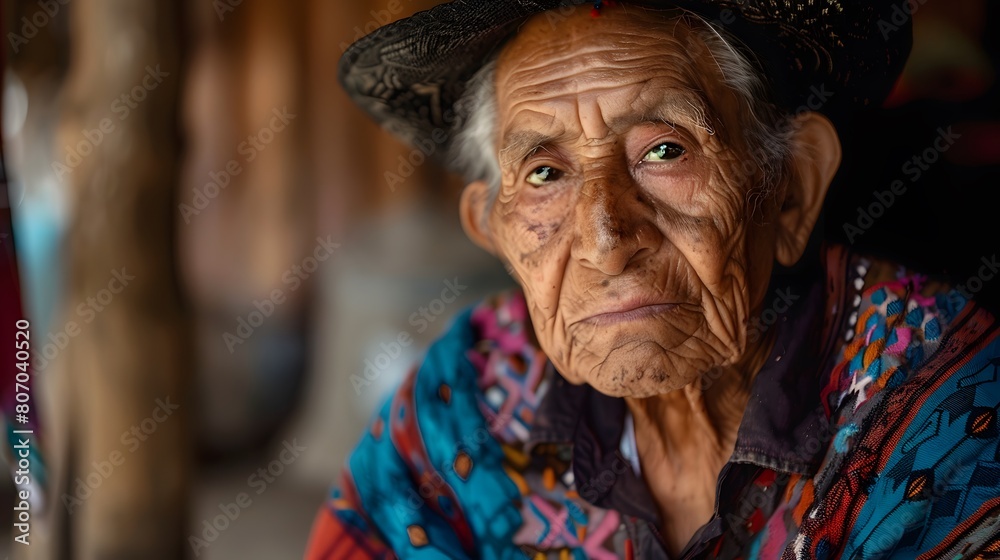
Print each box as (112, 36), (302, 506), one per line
(525, 165), (562, 186)
(642, 142), (685, 162)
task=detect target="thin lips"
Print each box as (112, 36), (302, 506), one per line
(576, 301), (679, 325)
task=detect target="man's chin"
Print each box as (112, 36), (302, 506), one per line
(586, 376), (691, 399)
(575, 354), (695, 398)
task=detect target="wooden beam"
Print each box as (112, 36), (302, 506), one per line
(51, 0), (191, 557)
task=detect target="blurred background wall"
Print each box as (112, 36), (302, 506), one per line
(4, 0), (511, 557)
(0, 0), (997, 558)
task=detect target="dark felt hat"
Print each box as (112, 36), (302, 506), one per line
(338, 0), (912, 163)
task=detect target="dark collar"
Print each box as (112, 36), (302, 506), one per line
(728, 277), (830, 474)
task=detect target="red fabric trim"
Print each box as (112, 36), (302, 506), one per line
(304, 505), (396, 560)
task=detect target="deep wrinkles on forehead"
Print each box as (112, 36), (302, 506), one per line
(495, 11), (729, 166)
(499, 18), (703, 93)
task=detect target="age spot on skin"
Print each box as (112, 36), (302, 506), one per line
(526, 221), (561, 243)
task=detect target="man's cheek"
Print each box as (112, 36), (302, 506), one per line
(699, 166), (752, 236)
(533, 327), (568, 376)
(705, 282), (751, 354)
(540, 314), (583, 373)
(687, 224), (747, 289)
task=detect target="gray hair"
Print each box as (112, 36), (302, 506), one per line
(447, 10), (799, 209)
(451, 56), (502, 192)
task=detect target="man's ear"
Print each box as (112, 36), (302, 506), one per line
(775, 112), (842, 266)
(459, 180), (496, 253)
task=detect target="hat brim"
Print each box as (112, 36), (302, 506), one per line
(338, 0), (911, 167)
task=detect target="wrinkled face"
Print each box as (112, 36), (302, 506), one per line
(484, 6), (782, 397)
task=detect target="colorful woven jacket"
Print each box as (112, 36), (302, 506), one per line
(305, 245), (1000, 559)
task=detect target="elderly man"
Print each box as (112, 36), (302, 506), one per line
(307, 1), (1000, 558)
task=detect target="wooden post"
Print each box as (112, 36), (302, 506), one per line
(49, 0), (191, 557)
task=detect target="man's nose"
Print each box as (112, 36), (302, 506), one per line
(570, 174), (660, 276)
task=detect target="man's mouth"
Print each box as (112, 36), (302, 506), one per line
(576, 302), (679, 326)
